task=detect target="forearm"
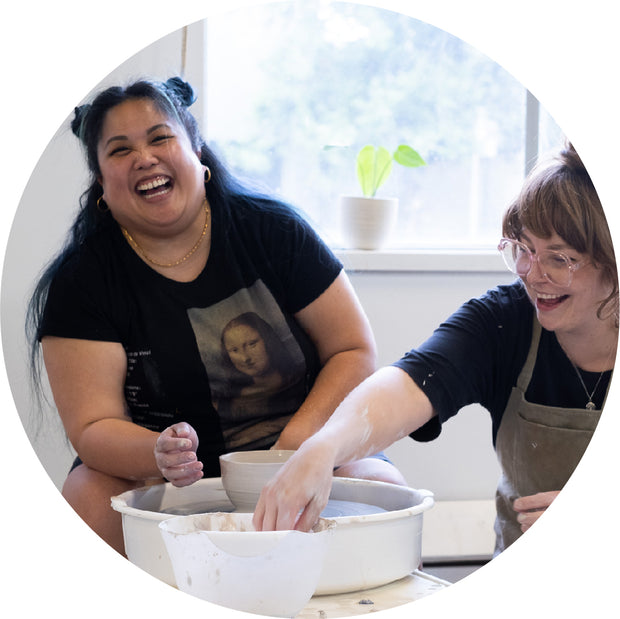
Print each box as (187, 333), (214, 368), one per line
(253, 366), (435, 532)
(301, 366), (435, 468)
(41, 337), (161, 479)
(76, 417), (162, 480)
(276, 346), (376, 449)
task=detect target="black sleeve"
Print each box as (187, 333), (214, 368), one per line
(393, 282), (532, 442)
(258, 205), (343, 314)
(38, 252), (123, 343)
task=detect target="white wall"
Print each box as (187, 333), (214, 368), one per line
(1, 25), (203, 488)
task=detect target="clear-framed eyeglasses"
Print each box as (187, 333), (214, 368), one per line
(497, 238), (586, 287)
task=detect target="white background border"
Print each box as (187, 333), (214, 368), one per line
(2, 1), (618, 617)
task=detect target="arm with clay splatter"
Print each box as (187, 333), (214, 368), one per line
(253, 365), (435, 532)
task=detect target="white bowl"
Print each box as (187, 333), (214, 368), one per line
(219, 450), (295, 511)
(159, 512), (333, 617)
(112, 477), (433, 595)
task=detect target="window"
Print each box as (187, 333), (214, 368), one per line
(200, 1), (562, 250)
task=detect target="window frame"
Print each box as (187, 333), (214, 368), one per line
(339, 92), (541, 273)
(184, 16), (544, 274)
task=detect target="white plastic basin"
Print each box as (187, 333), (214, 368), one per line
(159, 513), (333, 617)
(111, 476), (433, 595)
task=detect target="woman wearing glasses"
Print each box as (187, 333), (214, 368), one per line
(253, 142), (618, 554)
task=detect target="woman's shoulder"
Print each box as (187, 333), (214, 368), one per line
(482, 279), (528, 303)
(229, 192), (308, 225)
(440, 281), (534, 353)
(52, 223), (123, 284)
(465, 280), (531, 319)
(225, 193), (329, 256)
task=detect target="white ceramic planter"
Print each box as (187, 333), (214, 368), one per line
(111, 477), (434, 595)
(340, 195), (398, 250)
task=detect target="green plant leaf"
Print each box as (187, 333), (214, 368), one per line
(373, 147), (393, 195)
(357, 145), (393, 197)
(356, 145), (375, 197)
(393, 144), (426, 168)
(356, 144), (424, 197)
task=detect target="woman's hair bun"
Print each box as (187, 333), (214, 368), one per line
(71, 104), (91, 138)
(164, 77), (196, 107)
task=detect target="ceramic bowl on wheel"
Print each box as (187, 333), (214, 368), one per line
(159, 512), (333, 617)
(219, 450), (295, 511)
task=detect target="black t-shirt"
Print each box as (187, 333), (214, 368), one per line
(394, 281), (612, 445)
(40, 197), (342, 475)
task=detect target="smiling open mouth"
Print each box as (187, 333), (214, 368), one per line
(537, 293), (569, 309)
(136, 176), (173, 197)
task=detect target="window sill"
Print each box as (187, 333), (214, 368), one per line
(333, 248), (507, 273)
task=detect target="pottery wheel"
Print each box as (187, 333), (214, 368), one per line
(320, 499), (386, 517)
(161, 498), (386, 517)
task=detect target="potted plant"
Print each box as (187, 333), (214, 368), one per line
(341, 144), (426, 250)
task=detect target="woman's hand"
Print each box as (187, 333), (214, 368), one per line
(258, 367), (434, 531)
(154, 422), (204, 487)
(513, 491), (560, 532)
(253, 440), (335, 532)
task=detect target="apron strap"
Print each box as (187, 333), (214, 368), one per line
(517, 316), (614, 409)
(516, 318), (541, 392)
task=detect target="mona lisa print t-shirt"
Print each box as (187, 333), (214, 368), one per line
(40, 198), (342, 476)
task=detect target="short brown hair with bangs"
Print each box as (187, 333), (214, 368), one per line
(502, 142), (618, 321)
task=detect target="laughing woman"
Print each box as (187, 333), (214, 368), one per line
(27, 77), (405, 555)
(254, 143), (619, 554)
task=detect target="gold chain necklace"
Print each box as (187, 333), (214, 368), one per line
(121, 202), (210, 268)
(568, 344), (615, 410)
(569, 360), (608, 410)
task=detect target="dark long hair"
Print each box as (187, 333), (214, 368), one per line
(25, 77), (301, 405)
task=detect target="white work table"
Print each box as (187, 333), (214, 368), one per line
(299, 570), (449, 617)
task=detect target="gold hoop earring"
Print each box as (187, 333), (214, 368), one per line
(204, 166), (212, 185)
(96, 196), (109, 212)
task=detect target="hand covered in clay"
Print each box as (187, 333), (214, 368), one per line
(253, 439), (335, 532)
(513, 490), (560, 532)
(154, 422), (204, 487)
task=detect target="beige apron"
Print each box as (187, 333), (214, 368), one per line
(494, 319), (605, 554)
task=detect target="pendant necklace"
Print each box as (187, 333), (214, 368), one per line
(569, 360), (610, 411)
